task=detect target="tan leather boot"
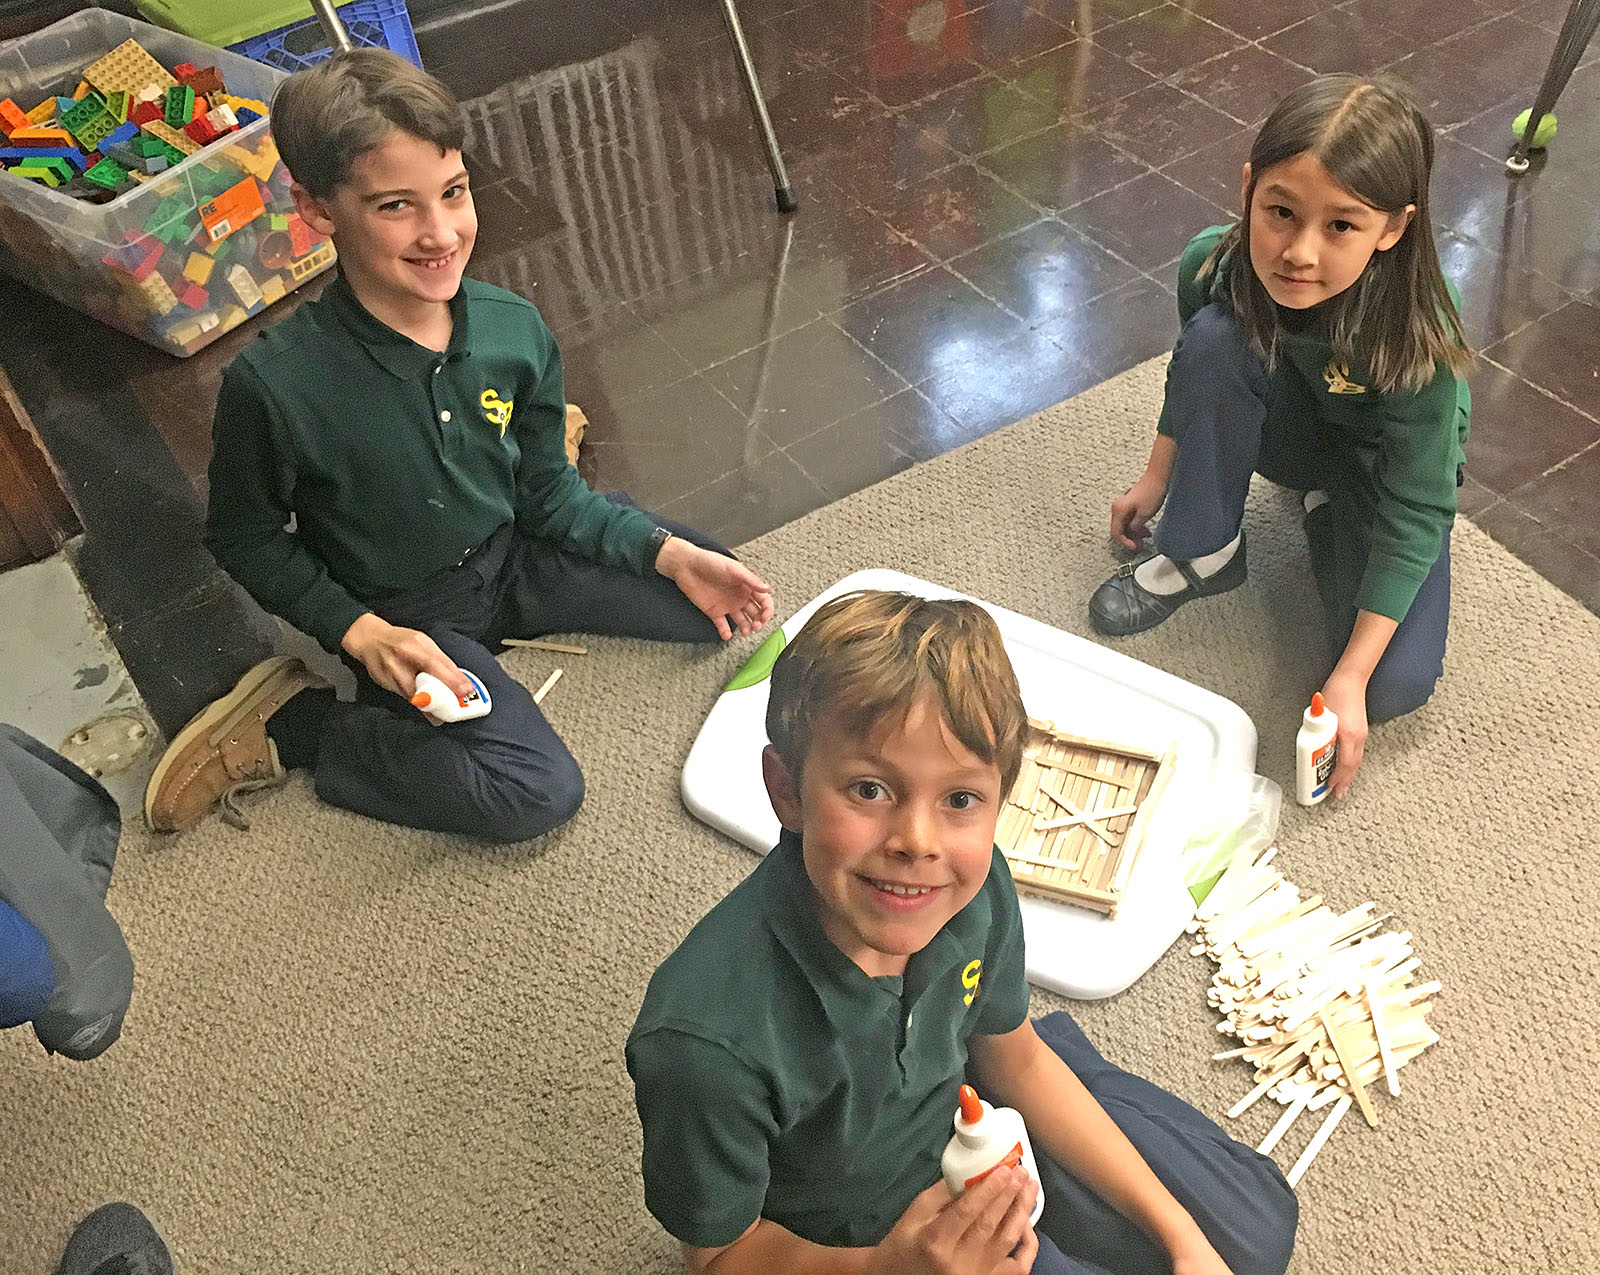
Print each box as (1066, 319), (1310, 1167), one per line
(144, 655), (326, 833)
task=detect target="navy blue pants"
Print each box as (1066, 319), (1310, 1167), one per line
(282, 496), (727, 841)
(1027, 1012), (1298, 1275)
(1152, 304), (1452, 723)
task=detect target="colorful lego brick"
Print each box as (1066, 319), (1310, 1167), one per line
(6, 125), (74, 148)
(82, 39), (176, 98)
(142, 120), (198, 157)
(0, 98), (28, 136)
(129, 242), (164, 280)
(216, 303), (247, 329)
(104, 90), (129, 122)
(83, 157), (129, 189)
(184, 116), (220, 147)
(72, 81), (91, 100)
(163, 86), (194, 129)
(286, 213), (327, 259)
(140, 153), (169, 175)
(173, 62), (197, 79)
(22, 154), (75, 182)
(135, 270), (179, 315)
(198, 174), (265, 244)
(9, 164), (62, 186)
(145, 195), (191, 242)
(287, 241), (336, 282)
(61, 94), (117, 149)
(267, 212), (289, 231)
(182, 66), (225, 97)
(221, 141), (276, 183)
(206, 104), (238, 132)
(176, 280), (209, 309)
(224, 263), (263, 309)
(182, 251), (215, 285)
(25, 98), (57, 124)
(257, 273), (287, 307)
(129, 99), (162, 127)
(96, 121), (139, 155)
(54, 95), (78, 116)
(0, 146), (87, 171)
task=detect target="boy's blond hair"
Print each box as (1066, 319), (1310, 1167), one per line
(767, 591), (1028, 794)
(269, 48), (465, 198)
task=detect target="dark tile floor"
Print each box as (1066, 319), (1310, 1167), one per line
(3, 0), (1597, 735)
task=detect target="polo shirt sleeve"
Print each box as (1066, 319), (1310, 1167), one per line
(969, 851), (1030, 1037)
(204, 361), (369, 652)
(626, 1026), (776, 1249)
(509, 313), (656, 571)
(1356, 368), (1461, 621)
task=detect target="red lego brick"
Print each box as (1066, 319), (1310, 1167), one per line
(177, 280), (209, 309)
(173, 62), (197, 79)
(130, 100), (162, 126)
(286, 213), (328, 259)
(184, 116), (219, 146)
(181, 66), (225, 97)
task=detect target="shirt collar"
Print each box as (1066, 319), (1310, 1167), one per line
(324, 271), (473, 380)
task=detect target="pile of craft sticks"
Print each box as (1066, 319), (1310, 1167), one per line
(1188, 846), (1440, 1186)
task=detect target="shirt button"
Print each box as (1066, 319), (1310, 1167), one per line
(440, 410), (452, 422)
(433, 364), (442, 375)
(907, 1013), (914, 1029)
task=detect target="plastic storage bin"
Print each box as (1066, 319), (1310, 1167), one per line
(0, 9), (337, 357)
(134, 0), (422, 71)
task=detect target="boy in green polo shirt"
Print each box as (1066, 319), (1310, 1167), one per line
(145, 49), (772, 839)
(628, 591), (1297, 1275)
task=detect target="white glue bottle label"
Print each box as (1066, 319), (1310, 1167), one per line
(1295, 691), (1337, 805)
(411, 669), (492, 722)
(940, 1084), (1045, 1226)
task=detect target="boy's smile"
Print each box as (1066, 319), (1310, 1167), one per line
(294, 129), (477, 340)
(1242, 152), (1413, 311)
(763, 693), (1003, 979)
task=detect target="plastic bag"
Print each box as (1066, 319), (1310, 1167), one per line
(1179, 772), (1283, 907)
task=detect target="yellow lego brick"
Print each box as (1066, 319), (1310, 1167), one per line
(25, 99), (56, 124)
(136, 271), (178, 315)
(82, 39), (176, 98)
(142, 119), (199, 157)
(287, 241), (336, 282)
(183, 252), (215, 286)
(216, 303), (248, 330)
(166, 317), (203, 345)
(214, 93), (269, 117)
(222, 142), (275, 183)
(258, 274), (286, 307)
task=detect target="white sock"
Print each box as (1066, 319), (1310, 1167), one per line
(1133, 531), (1242, 596)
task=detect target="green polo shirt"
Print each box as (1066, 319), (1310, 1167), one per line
(626, 830), (1031, 1250)
(1157, 224), (1470, 622)
(204, 273), (654, 651)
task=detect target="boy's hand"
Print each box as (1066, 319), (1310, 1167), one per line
(1169, 1234), (1235, 1275)
(342, 613), (475, 704)
(1319, 669), (1369, 799)
(656, 538), (774, 640)
(866, 1169), (1038, 1275)
(1109, 472), (1168, 550)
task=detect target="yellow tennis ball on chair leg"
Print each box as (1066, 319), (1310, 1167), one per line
(1512, 109), (1557, 149)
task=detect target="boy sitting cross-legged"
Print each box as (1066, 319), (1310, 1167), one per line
(627, 591), (1298, 1275)
(145, 49), (772, 840)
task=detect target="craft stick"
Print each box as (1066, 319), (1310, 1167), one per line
(1236, 894), (1323, 951)
(1034, 805), (1138, 831)
(1318, 1010), (1379, 1128)
(1197, 848), (1277, 923)
(1285, 1095), (1351, 1187)
(1034, 757), (1135, 788)
(532, 668), (563, 704)
(502, 638), (588, 655)
(1257, 1091), (1313, 1155)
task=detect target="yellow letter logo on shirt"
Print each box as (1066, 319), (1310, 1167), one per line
(962, 959), (983, 1006)
(481, 388), (514, 435)
(1323, 362), (1366, 395)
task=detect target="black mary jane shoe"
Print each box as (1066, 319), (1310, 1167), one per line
(1088, 533), (1247, 637)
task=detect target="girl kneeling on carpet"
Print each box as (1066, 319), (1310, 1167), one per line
(1090, 73), (1470, 799)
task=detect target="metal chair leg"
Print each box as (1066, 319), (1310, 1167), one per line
(718, 0), (799, 214)
(1507, 0), (1600, 174)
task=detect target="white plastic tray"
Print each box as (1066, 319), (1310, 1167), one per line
(681, 570), (1258, 999)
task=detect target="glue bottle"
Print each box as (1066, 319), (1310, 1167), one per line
(940, 1084), (1045, 1226)
(411, 669), (492, 722)
(1295, 692), (1337, 805)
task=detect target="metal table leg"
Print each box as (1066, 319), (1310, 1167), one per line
(718, 0), (799, 214)
(1507, 0), (1600, 174)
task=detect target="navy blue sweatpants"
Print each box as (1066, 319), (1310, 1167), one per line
(282, 495), (729, 841)
(1152, 303), (1452, 723)
(1027, 1012), (1298, 1275)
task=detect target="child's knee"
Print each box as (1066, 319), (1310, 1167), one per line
(1367, 662), (1440, 723)
(474, 752), (585, 843)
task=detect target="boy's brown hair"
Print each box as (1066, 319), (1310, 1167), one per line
(766, 591), (1028, 794)
(269, 48), (466, 199)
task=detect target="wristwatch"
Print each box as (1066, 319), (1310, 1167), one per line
(646, 525), (674, 567)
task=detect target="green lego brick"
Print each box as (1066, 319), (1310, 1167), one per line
(84, 157), (129, 189)
(10, 164), (62, 187)
(268, 212), (288, 230)
(61, 93), (116, 149)
(164, 86), (195, 128)
(131, 135), (166, 158)
(105, 90), (129, 122)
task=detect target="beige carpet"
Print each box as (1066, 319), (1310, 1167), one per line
(5, 356), (1598, 1274)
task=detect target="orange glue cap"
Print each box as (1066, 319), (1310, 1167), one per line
(411, 690), (432, 708)
(1309, 692), (1325, 716)
(958, 1084), (984, 1125)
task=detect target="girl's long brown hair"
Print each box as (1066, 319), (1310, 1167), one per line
(1200, 74), (1471, 394)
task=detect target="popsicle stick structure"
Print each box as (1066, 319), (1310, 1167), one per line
(995, 719), (1175, 915)
(1188, 846), (1441, 1186)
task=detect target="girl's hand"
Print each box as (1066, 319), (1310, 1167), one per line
(1109, 473), (1169, 550)
(1319, 670), (1369, 799)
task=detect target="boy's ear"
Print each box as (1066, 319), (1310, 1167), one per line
(762, 745), (804, 834)
(291, 181), (338, 240)
(1375, 203), (1416, 252)
(1239, 162), (1251, 216)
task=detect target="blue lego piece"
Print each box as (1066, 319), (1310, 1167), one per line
(236, 107), (263, 126)
(55, 96), (77, 116)
(0, 146), (88, 171)
(96, 121), (139, 154)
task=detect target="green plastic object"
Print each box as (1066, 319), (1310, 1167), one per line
(83, 158), (130, 189)
(134, 0), (365, 49)
(724, 628), (787, 692)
